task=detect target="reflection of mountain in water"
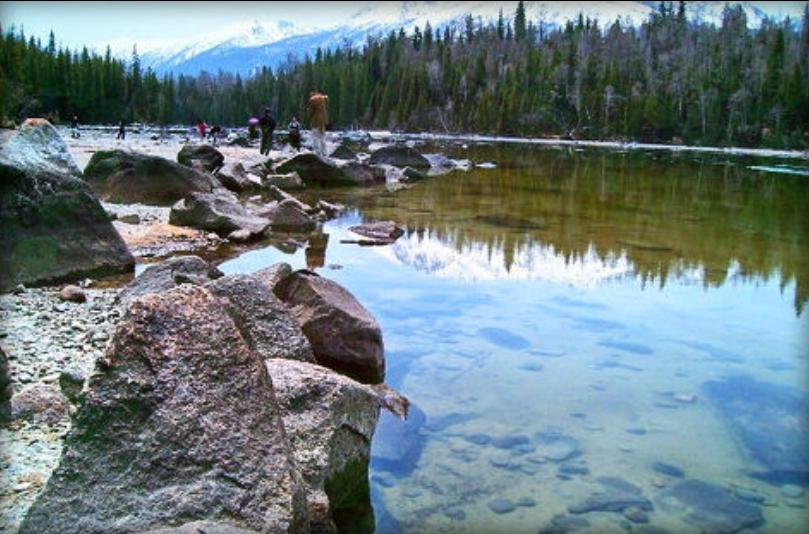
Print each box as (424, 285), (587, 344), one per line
(340, 144), (809, 314)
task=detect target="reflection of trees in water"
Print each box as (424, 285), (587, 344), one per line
(356, 145), (809, 315)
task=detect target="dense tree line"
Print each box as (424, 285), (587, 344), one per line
(1, 2), (807, 148)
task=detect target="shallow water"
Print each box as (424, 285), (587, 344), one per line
(220, 144), (809, 533)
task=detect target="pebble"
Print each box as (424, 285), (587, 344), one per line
(651, 477), (667, 488)
(491, 433), (530, 449)
(59, 285), (86, 303)
(559, 461), (589, 475)
(733, 487), (766, 504)
(626, 427), (647, 435)
(13, 482), (33, 492)
(674, 393), (697, 403)
(517, 496), (536, 507)
(652, 461), (685, 478)
(444, 508), (465, 520)
(463, 433), (491, 446)
(488, 498), (516, 514)
(623, 506), (650, 523)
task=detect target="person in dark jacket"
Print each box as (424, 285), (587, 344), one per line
(259, 108), (276, 156)
(116, 118), (126, 140)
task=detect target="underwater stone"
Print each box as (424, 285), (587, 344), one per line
(663, 479), (764, 533)
(487, 498), (516, 514)
(653, 461), (685, 478)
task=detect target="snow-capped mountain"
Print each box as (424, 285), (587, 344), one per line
(111, 1), (802, 78)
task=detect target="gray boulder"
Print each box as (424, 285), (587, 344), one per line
(20, 285), (309, 533)
(267, 199), (317, 233)
(400, 166), (427, 183)
(265, 185), (313, 213)
(262, 172), (305, 191)
(206, 274), (314, 363)
(253, 262), (293, 292)
(117, 255), (223, 307)
(340, 161), (382, 187)
(267, 358), (380, 532)
(84, 150), (220, 205)
(215, 161), (260, 193)
(369, 145), (430, 168)
(275, 153), (354, 186)
(170, 192), (270, 236)
(0, 118), (81, 177)
(177, 143), (225, 172)
(275, 270), (385, 384)
(0, 143), (134, 292)
(328, 143), (357, 161)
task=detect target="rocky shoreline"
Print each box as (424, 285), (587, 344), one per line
(0, 119), (437, 532)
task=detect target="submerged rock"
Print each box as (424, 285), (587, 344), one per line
(369, 145), (430, 169)
(661, 479), (764, 533)
(177, 143), (224, 172)
(275, 270), (385, 384)
(268, 358), (380, 533)
(703, 375), (809, 485)
(20, 285), (308, 533)
(0, 141), (134, 291)
(83, 150), (221, 205)
(371, 403), (426, 475)
(535, 429), (581, 462)
(116, 255), (223, 307)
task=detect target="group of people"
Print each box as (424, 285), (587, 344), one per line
(255, 90), (330, 156)
(107, 90), (330, 153)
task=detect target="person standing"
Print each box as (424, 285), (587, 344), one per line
(287, 116), (302, 151)
(259, 108), (276, 156)
(196, 119), (209, 141)
(307, 91), (329, 156)
(116, 118), (126, 140)
(70, 114), (80, 139)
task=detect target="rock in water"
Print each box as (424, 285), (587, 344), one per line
(703, 375), (809, 485)
(347, 221), (405, 245)
(169, 192), (270, 236)
(177, 144), (224, 172)
(206, 275), (314, 363)
(0, 131), (134, 291)
(371, 403), (426, 475)
(117, 255), (223, 307)
(662, 479), (764, 533)
(0, 118), (81, 177)
(275, 270), (385, 384)
(20, 285), (308, 533)
(267, 358), (380, 532)
(368, 145), (430, 168)
(83, 150), (221, 205)
(329, 142), (358, 160)
(262, 172), (304, 191)
(266, 199), (317, 232)
(216, 161), (257, 193)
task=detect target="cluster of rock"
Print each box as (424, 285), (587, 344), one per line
(19, 257), (404, 533)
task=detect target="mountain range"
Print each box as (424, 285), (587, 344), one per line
(106, 1), (798, 78)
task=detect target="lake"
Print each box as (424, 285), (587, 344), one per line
(219, 143), (809, 533)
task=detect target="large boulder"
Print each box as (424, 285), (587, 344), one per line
(275, 153), (354, 186)
(267, 358), (380, 532)
(177, 143), (225, 172)
(262, 172), (304, 191)
(83, 150), (220, 205)
(20, 285), (309, 533)
(170, 192), (270, 236)
(0, 158), (134, 292)
(328, 143), (357, 161)
(274, 270), (385, 384)
(0, 118), (81, 177)
(368, 144), (430, 168)
(215, 161), (261, 193)
(206, 275), (314, 363)
(267, 199), (317, 233)
(116, 255), (224, 307)
(265, 185), (313, 213)
(253, 262), (293, 292)
(340, 161), (383, 187)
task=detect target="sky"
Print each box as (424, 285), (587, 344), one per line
(1, 1), (807, 56)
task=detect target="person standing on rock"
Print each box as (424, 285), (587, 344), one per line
(287, 116), (302, 151)
(307, 91), (329, 157)
(259, 108), (276, 156)
(116, 118), (126, 140)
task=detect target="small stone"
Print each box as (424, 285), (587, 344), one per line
(652, 461), (685, 478)
(517, 497), (536, 507)
(206, 233), (219, 241)
(733, 487), (766, 504)
(652, 477), (667, 488)
(623, 506), (650, 523)
(13, 284), (26, 295)
(118, 213), (140, 225)
(491, 433), (530, 450)
(227, 228), (253, 243)
(673, 393), (697, 403)
(59, 285), (86, 303)
(488, 498), (516, 514)
(444, 508), (466, 521)
(13, 482), (33, 492)
(626, 427), (647, 435)
(559, 461), (589, 475)
(464, 433), (491, 446)
(785, 498), (806, 508)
